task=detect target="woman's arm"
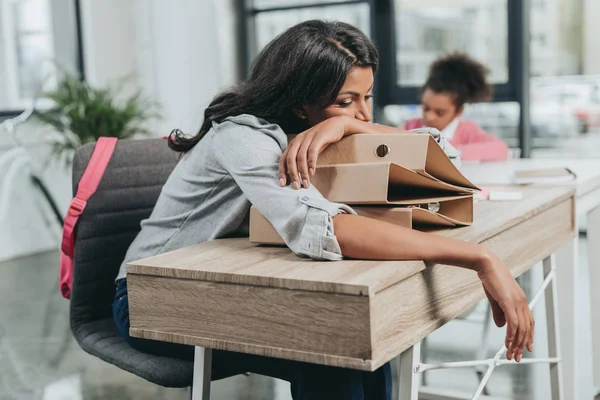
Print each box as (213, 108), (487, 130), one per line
(213, 117), (532, 362)
(333, 213), (483, 264)
(332, 213), (533, 362)
(279, 116), (458, 189)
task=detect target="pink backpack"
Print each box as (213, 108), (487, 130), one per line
(59, 137), (118, 299)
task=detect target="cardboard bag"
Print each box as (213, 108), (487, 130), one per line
(317, 134), (479, 191)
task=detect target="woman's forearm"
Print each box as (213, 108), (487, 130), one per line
(333, 210), (533, 364)
(333, 213), (486, 272)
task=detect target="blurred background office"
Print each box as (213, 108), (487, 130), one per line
(0, 0), (599, 399)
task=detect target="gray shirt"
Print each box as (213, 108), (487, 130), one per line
(116, 114), (460, 280)
(116, 114), (354, 280)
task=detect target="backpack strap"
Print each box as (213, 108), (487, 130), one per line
(60, 137), (118, 299)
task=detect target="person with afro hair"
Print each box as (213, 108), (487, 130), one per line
(405, 52), (509, 161)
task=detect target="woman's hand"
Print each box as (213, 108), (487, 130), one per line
(476, 251), (534, 362)
(279, 116), (349, 189)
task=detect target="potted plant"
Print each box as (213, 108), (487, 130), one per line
(35, 75), (160, 165)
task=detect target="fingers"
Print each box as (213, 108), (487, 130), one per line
(285, 138), (302, 189)
(519, 307), (534, 361)
(307, 140), (321, 177)
(281, 132), (316, 190)
(279, 148), (288, 187)
(512, 308), (528, 362)
(504, 307), (518, 360)
(527, 310), (535, 353)
(484, 287), (506, 327)
(297, 132), (315, 188)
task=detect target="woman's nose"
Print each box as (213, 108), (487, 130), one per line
(356, 103), (372, 122)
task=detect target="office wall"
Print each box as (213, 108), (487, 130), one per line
(134, 0), (241, 135)
(79, 0), (138, 88)
(132, 0), (232, 135)
(79, 0), (241, 134)
(0, 0), (241, 261)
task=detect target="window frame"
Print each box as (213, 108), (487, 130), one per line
(374, 0), (531, 156)
(242, 0), (531, 156)
(241, 0), (375, 77)
(374, 0), (522, 105)
(0, 0), (85, 118)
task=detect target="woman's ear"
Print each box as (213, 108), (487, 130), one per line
(293, 107), (307, 120)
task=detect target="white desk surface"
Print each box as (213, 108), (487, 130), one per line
(461, 158), (600, 197)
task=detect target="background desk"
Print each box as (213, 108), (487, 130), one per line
(127, 186), (574, 398)
(462, 159), (600, 400)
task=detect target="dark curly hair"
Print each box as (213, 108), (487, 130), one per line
(423, 52), (493, 108)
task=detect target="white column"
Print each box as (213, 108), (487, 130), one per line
(554, 237), (577, 400)
(543, 255), (564, 400)
(588, 205), (600, 396)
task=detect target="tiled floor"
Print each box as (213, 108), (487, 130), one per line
(0, 236), (592, 399)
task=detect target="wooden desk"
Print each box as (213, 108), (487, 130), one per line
(462, 159), (600, 400)
(127, 186), (575, 399)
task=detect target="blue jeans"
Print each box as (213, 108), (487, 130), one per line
(113, 279), (391, 399)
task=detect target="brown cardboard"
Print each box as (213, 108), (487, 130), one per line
(250, 133), (477, 245)
(249, 206), (413, 245)
(311, 162), (473, 204)
(249, 196), (472, 245)
(317, 134), (479, 190)
(406, 195), (473, 226)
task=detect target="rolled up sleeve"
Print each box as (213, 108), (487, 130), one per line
(211, 118), (354, 260)
(294, 196), (355, 260)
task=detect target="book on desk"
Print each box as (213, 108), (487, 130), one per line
(513, 167), (577, 184)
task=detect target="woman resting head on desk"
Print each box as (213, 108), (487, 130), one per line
(114, 20), (532, 400)
(404, 53), (509, 162)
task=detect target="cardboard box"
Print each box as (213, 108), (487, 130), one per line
(317, 134), (479, 191)
(249, 205), (412, 245)
(249, 133), (477, 245)
(311, 162), (475, 204)
(249, 197), (472, 245)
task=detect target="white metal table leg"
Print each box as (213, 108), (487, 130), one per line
(554, 236), (577, 400)
(398, 342), (421, 400)
(416, 261), (561, 400)
(192, 347), (212, 400)
(543, 255), (564, 400)
(588, 205), (600, 396)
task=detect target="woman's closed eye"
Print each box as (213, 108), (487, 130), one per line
(337, 94), (372, 108)
(337, 99), (353, 108)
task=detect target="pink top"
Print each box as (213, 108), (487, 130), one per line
(404, 118), (509, 162)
